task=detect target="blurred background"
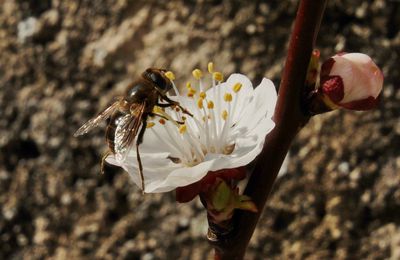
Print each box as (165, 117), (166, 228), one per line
(0, 0), (399, 259)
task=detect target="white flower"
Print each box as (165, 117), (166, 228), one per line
(106, 67), (277, 193)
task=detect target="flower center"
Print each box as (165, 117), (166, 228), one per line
(147, 63), (243, 167)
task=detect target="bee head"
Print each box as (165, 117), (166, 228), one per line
(143, 68), (172, 92)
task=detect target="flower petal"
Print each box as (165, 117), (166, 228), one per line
(234, 77), (277, 132)
(106, 153), (181, 193)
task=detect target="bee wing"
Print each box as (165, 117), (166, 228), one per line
(74, 101), (120, 137)
(114, 102), (146, 161)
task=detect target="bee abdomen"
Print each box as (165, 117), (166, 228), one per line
(105, 112), (125, 154)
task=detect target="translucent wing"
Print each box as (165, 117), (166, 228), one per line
(114, 102), (146, 161)
(74, 101), (120, 137)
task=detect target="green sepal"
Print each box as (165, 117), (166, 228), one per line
(207, 179), (258, 223)
(306, 49), (320, 87)
(211, 180), (232, 211)
(234, 195), (257, 213)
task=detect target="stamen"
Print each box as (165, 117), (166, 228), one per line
(199, 91), (206, 99)
(208, 62), (214, 73)
(165, 71), (175, 81)
(179, 125), (187, 134)
(177, 120), (205, 163)
(224, 93), (233, 102)
(199, 103), (211, 151)
(187, 87), (196, 98)
(164, 122), (192, 163)
(222, 110), (228, 121)
(233, 82), (242, 93)
(192, 69), (203, 80)
(202, 94), (217, 149)
(186, 82), (192, 89)
(147, 122), (155, 128)
(153, 106), (180, 126)
(197, 98), (204, 109)
(164, 71), (181, 97)
(159, 119), (166, 125)
(210, 111), (218, 147)
(231, 83), (243, 121)
(199, 79), (204, 93)
(184, 126), (206, 162)
(219, 89), (233, 152)
(213, 72), (224, 82)
(213, 77), (222, 136)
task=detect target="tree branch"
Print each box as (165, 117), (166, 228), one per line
(208, 1), (328, 259)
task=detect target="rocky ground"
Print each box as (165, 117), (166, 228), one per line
(0, 0), (399, 259)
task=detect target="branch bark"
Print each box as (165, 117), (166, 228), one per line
(208, 1), (328, 259)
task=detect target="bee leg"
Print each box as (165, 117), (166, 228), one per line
(175, 104), (193, 117)
(136, 117), (147, 193)
(100, 151), (111, 174)
(159, 95), (193, 117)
(156, 102), (192, 117)
(137, 116), (147, 145)
(156, 103), (174, 108)
(150, 112), (184, 125)
(136, 143), (144, 194)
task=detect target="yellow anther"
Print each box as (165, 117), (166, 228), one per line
(182, 116), (187, 121)
(213, 72), (224, 82)
(146, 122), (155, 128)
(199, 91), (206, 99)
(197, 98), (204, 109)
(159, 119), (166, 125)
(187, 87), (196, 98)
(207, 100), (214, 109)
(233, 82), (242, 93)
(208, 62), (214, 73)
(153, 106), (163, 114)
(186, 82), (192, 89)
(224, 93), (233, 102)
(192, 69), (203, 80)
(222, 110), (228, 121)
(179, 124), (187, 134)
(165, 71), (175, 81)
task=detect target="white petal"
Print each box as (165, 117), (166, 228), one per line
(234, 78), (277, 132)
(106, 153), (181, 193)
(231, 116), (274, 166)
(133, 121), (183, 157)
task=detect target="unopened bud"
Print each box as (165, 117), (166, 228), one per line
(319, 53), (383, 110)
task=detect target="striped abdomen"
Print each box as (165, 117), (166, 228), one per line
(105, 111), (125, 154)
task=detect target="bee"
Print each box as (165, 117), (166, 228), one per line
(74, 68), (191, 191)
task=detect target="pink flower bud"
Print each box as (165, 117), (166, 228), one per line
(320, 53), (383, 110)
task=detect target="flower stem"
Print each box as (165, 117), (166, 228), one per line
(208, 0), (327, 259)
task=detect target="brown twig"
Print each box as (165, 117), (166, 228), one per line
(208, 1), (328, 259)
